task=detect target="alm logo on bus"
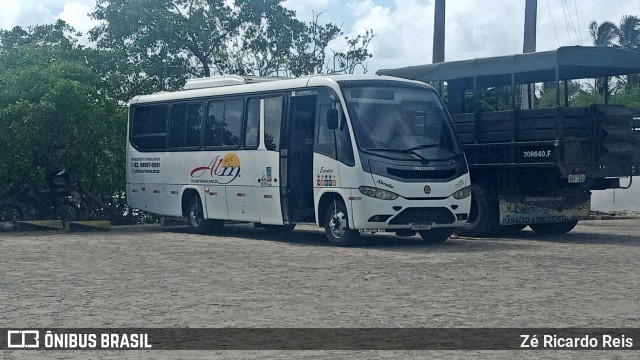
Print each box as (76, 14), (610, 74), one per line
(190, 153), (241, 184)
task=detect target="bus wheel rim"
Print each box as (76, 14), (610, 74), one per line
(329, 210), (347, 238)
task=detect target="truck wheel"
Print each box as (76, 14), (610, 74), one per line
(455, 183), (499, 237)
(418, 228), (453, 244)
(529, 221), (578, 235)
(498, 224), (527, 235)
(323, 199), (359, 246)
(186, 195), (223, 234)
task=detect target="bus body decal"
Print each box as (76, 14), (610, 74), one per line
(190, 153), (241, 184)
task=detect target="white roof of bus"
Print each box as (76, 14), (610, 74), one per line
(128, 74), (430, 105)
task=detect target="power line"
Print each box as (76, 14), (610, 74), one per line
(562, 0), (580, 45)
(560, 0), (573, 44)
(573, 0), (584, 45)
(545, 0), (561, 46)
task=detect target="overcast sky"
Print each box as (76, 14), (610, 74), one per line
(1, 0), (638, 72)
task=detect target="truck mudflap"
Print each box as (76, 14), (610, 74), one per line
(499, 193), (590, 225)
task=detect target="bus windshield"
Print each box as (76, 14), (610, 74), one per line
(342, 85), (461, 159)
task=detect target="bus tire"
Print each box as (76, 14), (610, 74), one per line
(323, 199), (359, 246)
(529, 221), (578, 235)
(455, 183), (499, 237)
(187, 195), (208, 234)
(418, 228), (453, 244)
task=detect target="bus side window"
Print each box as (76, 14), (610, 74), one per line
(131, 104), (168, 151)
(185, 102), (203, 147)
(205, 101), (225, 147)
(205, 99), (242, 148)
(245, 98), (260, 148)
(264, 96), (284, 151)
(315, 89), (355, 166)
(224, 99), (242, 147)
(169, 102), (202, 149)
(315, 102), (336, 158)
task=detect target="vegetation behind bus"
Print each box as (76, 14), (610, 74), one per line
(0, 0), (374, 224)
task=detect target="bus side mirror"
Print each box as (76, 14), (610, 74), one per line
(327, 109), (339, 130)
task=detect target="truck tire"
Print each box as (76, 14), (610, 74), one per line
(498, 224), (527, 235)
(323, 199), (359, 246)
(418, 228), (453, 244)
(455, 183), (499, 237)
(529, 221), (578, 235)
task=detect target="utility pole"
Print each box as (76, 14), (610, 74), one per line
(521, 0), (537, 109)
(432, 0), (446, 64)
(523, 0), (537, 53)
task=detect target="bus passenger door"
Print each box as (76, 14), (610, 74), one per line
(256, 96), (286, 225)
(282, 92), (317, 223)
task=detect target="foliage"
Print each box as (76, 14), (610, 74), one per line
(0, 22), (126, 201)
(90, 0), (374, 101)
(1, 4), (375, 222)
(589, 15), (640, 89)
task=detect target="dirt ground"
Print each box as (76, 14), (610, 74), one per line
(1, 219), (639, 359)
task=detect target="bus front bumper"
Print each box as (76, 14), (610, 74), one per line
(348, 190), (471, 231)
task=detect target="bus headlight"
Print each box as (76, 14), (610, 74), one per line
(359, 186), (400, 200)
(452, 186), (472, 200)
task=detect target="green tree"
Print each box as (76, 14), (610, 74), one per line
(589, 20), (618, 47)
(0, 22), (126, 201)
(590, 15), (640, 89)
(536, 81), (605, 108)
(616, 15), (640, 51)
(90, 0), (373, 99)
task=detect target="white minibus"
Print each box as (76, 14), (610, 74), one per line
(127, 74), (471, 245)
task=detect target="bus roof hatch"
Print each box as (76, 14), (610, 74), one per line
(183, 75), (285, 90)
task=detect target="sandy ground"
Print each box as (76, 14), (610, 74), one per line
(1, 219), (639, 359)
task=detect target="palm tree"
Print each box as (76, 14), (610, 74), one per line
(589, 16), (640, 89)
(615, 16), (640, 87)
(616, 15), (640, 51)
(589, 21), (618, 47)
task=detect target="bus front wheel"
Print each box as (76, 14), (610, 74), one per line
(418, 228), (453, 244)
(323, 200), (359, 246)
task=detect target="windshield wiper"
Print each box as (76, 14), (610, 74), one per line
(366, 148), (411, 154)
(407, 144), (462, 158)
(407, 144), (440, 151)
(365, 148), (430, 164)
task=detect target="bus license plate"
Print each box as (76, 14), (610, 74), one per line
(411, 224), (432, 230)
(568, 174), (586, 183)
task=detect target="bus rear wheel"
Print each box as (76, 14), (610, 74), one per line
(323, 200), (359, 246)
(529, 221), (578, 235)
(186, 195), (223, 234)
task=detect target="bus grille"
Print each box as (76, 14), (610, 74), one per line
(387, 168), (457, 180)
(388, 207), (456, 225)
